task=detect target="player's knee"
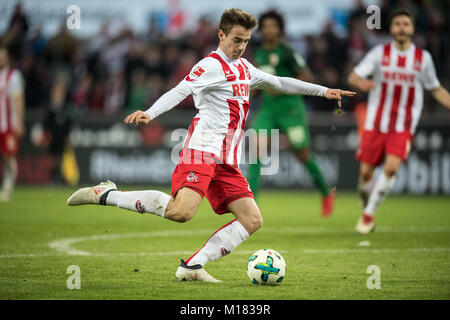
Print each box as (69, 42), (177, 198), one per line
(173, 209), (195, 223)
(360, 169), (373, 182)
(248, 212), (263, 234)
(166, 202), (196, 223)
(255, 214), (263, 230)
(384, 167), (398, 178)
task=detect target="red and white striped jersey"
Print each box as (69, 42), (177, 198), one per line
(145, 47), (327, 167)
(354, 42), (440, 134)
(0, 67), (23, 133)
(178, 48), (286, 166)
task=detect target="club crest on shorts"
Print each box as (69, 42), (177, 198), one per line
(186, 171), (198, 183)
(135, 200), (145, 213)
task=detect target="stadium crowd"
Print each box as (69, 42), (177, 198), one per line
(1, 0), (448, 117)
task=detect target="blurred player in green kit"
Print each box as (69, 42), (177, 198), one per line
(248, 10), (336, 217)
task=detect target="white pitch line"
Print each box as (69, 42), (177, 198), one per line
(48, 226), (449, 257)
(303, 247), (450, 254)
(0, 226), (448, 259)
(48, 229), (214, 256)
(1, 247), (450, 259)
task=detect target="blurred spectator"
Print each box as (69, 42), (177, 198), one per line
(103, 72), (126, 115)
(43, 74), (74, 184)
(2, 3), (28, 64)
(0, 1), (447, 117)
(126, 69), (149, 112)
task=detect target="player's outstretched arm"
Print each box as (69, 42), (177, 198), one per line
(431, 86), (450, 110)
(252, 67), (356, 106)
(124, 80), (192, 127)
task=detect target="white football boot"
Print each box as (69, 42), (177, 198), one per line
(175, 260), (222, 283)
(67, 180), (117, 206)
(355, 214), (376, 235)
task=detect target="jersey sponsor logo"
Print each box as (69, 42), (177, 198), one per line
(232, 83), (249, 97)
(382, 71), (415, 83)
(186, 171), (198, 183)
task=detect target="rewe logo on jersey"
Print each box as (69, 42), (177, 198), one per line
(382, 71), (415, 83)
(232, 83), (249, 97)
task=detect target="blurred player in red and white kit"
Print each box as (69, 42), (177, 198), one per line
(0, 46), (25, 201)
(348, 9), (450, 234)
(68, 9), (355, 282)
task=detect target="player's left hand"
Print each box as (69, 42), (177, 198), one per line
(325, 89), (356, 107)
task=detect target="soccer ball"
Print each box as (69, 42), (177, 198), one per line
(247, 249), (286, 285)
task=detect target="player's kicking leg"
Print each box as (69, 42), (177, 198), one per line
(176, 197), (262, 283)
(67, 181), (204, 222)
(67, 181), (224, 282)
(356, 154), (401, 234)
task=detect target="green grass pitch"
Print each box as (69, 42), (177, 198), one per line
(0, 186), (449, 300)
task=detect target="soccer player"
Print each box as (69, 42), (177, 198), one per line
(348, 9), (450, 234)
(247, 10), (335, 216)
(67, 9), (355, 282)
(0, 46), (25, 201)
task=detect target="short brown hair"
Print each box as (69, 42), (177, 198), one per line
(219, 8), (258, 35)
(389, 8), (415, 26)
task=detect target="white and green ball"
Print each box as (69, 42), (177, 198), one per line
(247, 249), (286, 285)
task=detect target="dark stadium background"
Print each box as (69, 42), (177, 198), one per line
(1, 0), (449, 194)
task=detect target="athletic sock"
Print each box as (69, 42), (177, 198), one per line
(364, 173), (396, 216)
(247, 159), (261, 200)
(305, 156), (329, 196)
(105, 190), (171, 218)
(185, 219), (249, 267)
(357, 178), (373, 207)
(358, 179), (372, 195)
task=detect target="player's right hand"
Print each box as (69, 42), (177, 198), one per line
(124, 110), (151, 126)
(358, 79), (376, 92)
